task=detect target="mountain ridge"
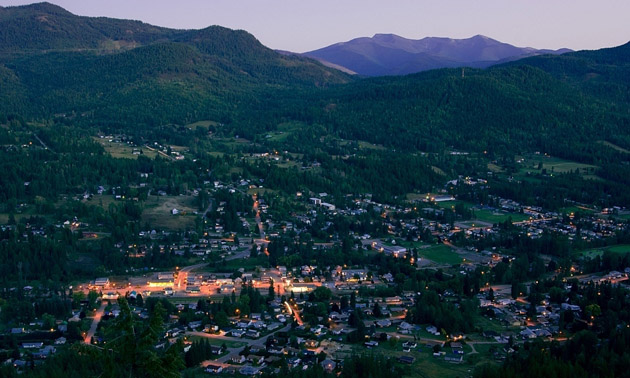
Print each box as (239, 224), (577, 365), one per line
(303, 33), (571, 76)
(0, 2), (352, 124)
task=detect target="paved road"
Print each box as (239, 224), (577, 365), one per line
(176, 263), (208, 291)
(225, 248), (251, 261)
(252, 195), (268, 248)
(286, 301), (303, 326)
(84, 301), (107, 344)
(190, 324), (292, 366)
(143, 144), (174, 160)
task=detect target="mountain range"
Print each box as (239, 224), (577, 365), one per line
(303, 34), (572, 76)
(0, 2), (629, 167)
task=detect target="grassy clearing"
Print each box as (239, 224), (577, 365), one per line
(276, 160), (300, 168)
(247, 188), (278, 196)
(433, 201), (528, 224)
(598, 140), (630, 154)
(262, 121), (304, 142)
(473, 316), (511, 334)
(609, 245), (630, 254)
(434, 200), (466, 210)
(474, 209), (529, 224)
(266, 132), (290, 142)
(357, 140), (386, 150)
(93, 137), (158, 159)
(185, 120), (219, 130)
(84, 194), (118, 210)
(410, 356), (475, 378)
(0, 213), (34, 224)
(142, 195), (197, 230)
(518, 155), (598, 176)
(559, 206), (595, 215)
(352, 343), (475, 378)
(431, 166), (447, 176)
(577, 244), (630, 258)
(487, 163), (504, 173)
(417, 244), (463, 265)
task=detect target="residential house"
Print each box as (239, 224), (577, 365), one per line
(321, 359), (337, 372)
(205, 364), (223, 374)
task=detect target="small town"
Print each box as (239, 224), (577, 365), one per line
(1, 2), (630, 377)
(3, 165), (629, 377)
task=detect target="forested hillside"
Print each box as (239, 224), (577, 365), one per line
(0, 3), (351, 125)
(0, 3), (629, 205)
(0, 2), (177, 53)
(1, 4), (629, 161)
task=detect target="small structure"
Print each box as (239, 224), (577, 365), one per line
(321, 359), (337, 372)
(239, 366), (260, 376)
(205, 364), (223, 374)
(22, 342), (43, 349)
(94, 277), (110, 287)
(398, 356), (415, 364)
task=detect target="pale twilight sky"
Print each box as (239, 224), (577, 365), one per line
(1, 0), (629, 52)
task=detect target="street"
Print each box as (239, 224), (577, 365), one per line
(84, 301), (107, 344)
(191, 324), (292, 367)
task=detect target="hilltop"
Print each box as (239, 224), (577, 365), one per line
(0, 3), (351, 124)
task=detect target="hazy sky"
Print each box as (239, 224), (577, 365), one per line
(1, 0), (629, 52)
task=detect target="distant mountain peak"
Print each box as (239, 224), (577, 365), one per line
(372, 33), (401, 39)
(9, 2), (72, 15)
(304, 34), (571, 76)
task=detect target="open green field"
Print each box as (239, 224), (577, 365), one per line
(357, 140), (387, 150)
(0, 212), (34, 224)
(518, 155), (599, 176)
(472, 316), (511, 335)
(435, 200), (467, 210)
(262, 121), (304, 142)
(559, 206), (596, 215)
(433, 201), (529, 224)
(347, 343), (479, 378)
(417, 244), (463, 265)
(577, 244), (630, 258)
(275, 160), (301, 168)
(83, 194), (118, 210)
(142, 195), (197, 230)
(609, 245), (630, 254)
(185, 120), (220, 130)
(93, 137), (158, 159)
(265, 131), (290, 142)
(474, 209), (530, 224)
(487, 163), (504, 173)
(337, 138), (387, 151)
(406, 353), (473, 378)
